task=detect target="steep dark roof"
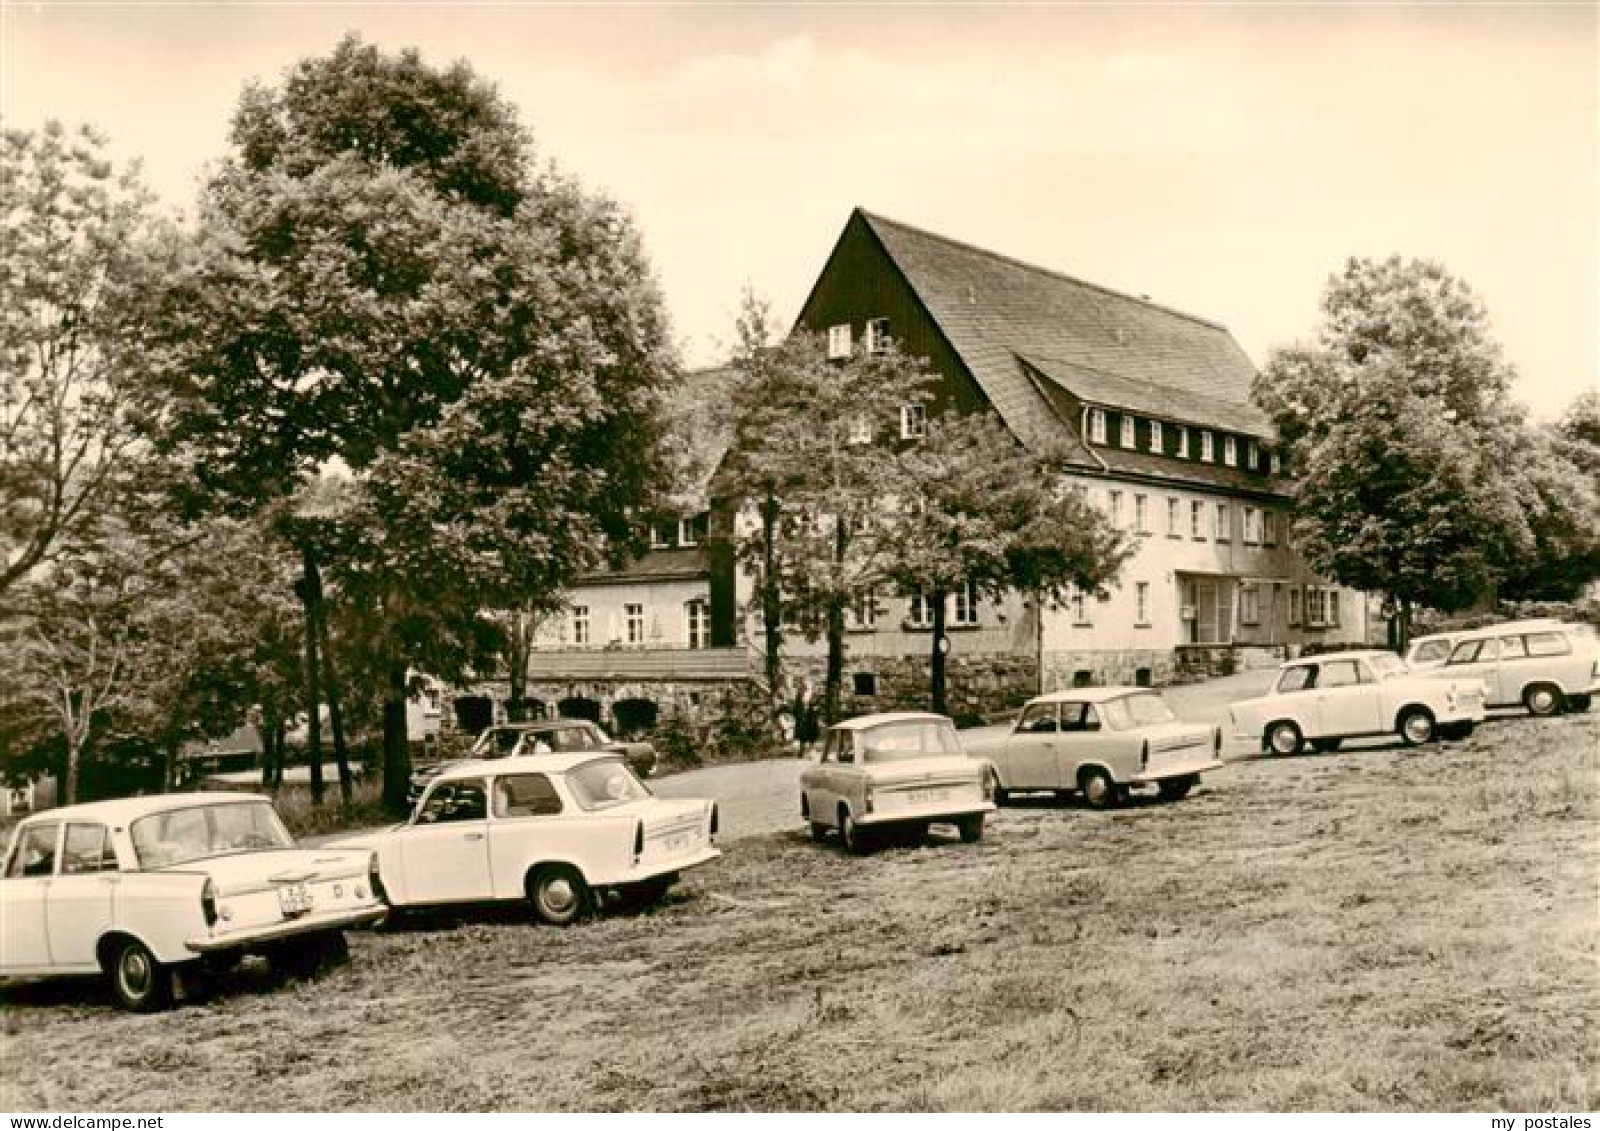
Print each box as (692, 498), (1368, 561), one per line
(857, 210), (1271, 447)
(578, 548), (709, 585)
(660, 364), (740, 508)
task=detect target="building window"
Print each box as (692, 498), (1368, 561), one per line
(1270, 451), (1282, 476)
(685, 599), (710, 649)
(1191, 500), (1205, 539)
(678, 514), (707, 547)
(1149, 420), (1164, 453)
(908, 591), (933, 629)
(866, 317), (890, 354)
(1243, 506), (1261, 544)
(625, 603), (645, 645)
(1224, 436), (1237, 467)
(1215, 502), (1230, 541)
(1088, 408), (1108, 444)
(1108, 490), (1124, 529)
(1247, 439), (1260, 470)
(827, 324), (852, 360)
(649, 522), (672, 549)
(1288, 586), (1302, 626)
(1135, 582), (1150, 626)
(847, 590), (877, 631)
(1119, 416), (1135, 449)
(1240, 584), (1260, 625)
(1167, 497), (1181, 538)
(1200, 430), (1215, 462)
(900, 404), (926, 440)
(951, 582), (980, 627)
(848, 416), (873, 445)
(1134, 494), (1149, 534)
(1071, 587), (1092, 625)
(1305, 586), (1342, 628)
(572, 606), (590, 646)
(852, 672), (877, 697)
(1175, 425), (1190, 459)
(1263, 510), (1277, 546)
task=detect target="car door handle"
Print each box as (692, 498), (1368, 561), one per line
(462, 833), (485, 842)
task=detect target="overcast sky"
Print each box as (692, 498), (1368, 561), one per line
(4, 3), (1595, 420)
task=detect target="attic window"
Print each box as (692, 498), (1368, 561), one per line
(1223, 436), (1237, 467)
(866, 318), (890, 355)
(1088, 408), (1108, 444)
(1270, 451), (1282, 476)
(1119, 416), (1135, 449)
(1246, 439), (1260, 470)
(1200, 430), (1215, 462)
(1175, 425), (1190, 459)
(649, 522), (673, 549)
(678, 514), (708, 547)
(1149, 420), (1164, 453)
(827, 324), (852, 360)
(900, 404), (927, 440)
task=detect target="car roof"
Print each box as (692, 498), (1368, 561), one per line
(1028, 686), (1163, 705)
(1284, 650), (1397, 667)
(12, 791), (269, 829)
(480, 718), (597, 734)
(1452, 619), (1576, 640)
(830, 711), (950, 731)
(433, 751), (625, 782)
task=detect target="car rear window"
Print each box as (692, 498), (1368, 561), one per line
(860, 720), (962, 763)
(1525, 632), (1572, 657)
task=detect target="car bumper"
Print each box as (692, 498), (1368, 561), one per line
(1129, 756), (1224, 784)
(184, 906), (388, 954)
(857, 801), (996, 827)
(598, 845), (721, 886)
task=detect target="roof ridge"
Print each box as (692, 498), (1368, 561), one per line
(857, 208), (1228, 333)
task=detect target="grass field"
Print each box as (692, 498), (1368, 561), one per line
(2, 710), (1595, 1112)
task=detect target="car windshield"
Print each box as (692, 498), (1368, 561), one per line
(545, 725), (605, 752)
(1099, 693), (1177, 730)
(1369, 654), (1409, 679)
(859, 720), (962, 764)
(130, 801), (294, 869)
(563, 758), (649, 811)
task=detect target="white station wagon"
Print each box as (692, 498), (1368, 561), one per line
(800, 712), (995, 853)
(1425, 622), (1599, 716)
(333, 752), (720, 925)
(0, 793), (385, 1011)
(1230, 650), (1486, 755)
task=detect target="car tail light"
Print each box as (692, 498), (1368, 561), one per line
(709, 803), (719, 838)
(863, 784), (875, 815)
(1213, 727), (1222, 756)
(201, 878), (218, 927)
(633, 820), (645, 861)
(368, 853), (388, 904)
(1140, 741), (1149, 770)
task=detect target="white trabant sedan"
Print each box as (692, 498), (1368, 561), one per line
(0, 793), (385, 1011)
(333, 753), (719, 926)
(1230, 650), (1486, 755)
(800, 712), (995, 853)
(963, 687), (1224, 809)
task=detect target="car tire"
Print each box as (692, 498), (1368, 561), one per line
(1567, 694), (1591, 713)
(1523, 683), (1565, 717)
(1157, 776), (1196, 802)
(109, 938), (173, 1012)
(809, 820), (829, 843)
(528, 864), (591, 927)
(1079, 767), (1120, 810)
(1310, 737), (1343, 753)
(956, 814), (985, 843)
(1440, 720), (1475, 741)
(1398, 706), (1436, 746)
(840, 809), (871, 855)
(1266, 721), (1304, 756)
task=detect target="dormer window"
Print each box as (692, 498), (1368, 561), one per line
(1247, 439), (1260, 470)
(1223, 436), (1237, 467)
(1088, 408), (1108, 444)
(866, 318), (890, 354)
(1149, 421), (1163, 453)
(678, 514), (708, 547)
(649, 522), (673, 549)
(827, 324), (852, 360)
(1200, 431), (1215, 462)
(1270, 451), (1282, 476)
(900, 404), (926, 440)
(1175, 425), (1189, 459)
(1119, 416), (1135, 448)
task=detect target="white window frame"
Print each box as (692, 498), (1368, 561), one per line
(1088, 408), (1108, 444)
(1243, 506), (1260, 545)
(1288, 586), (1303, 627)
(624, 603), (645, 645)
(951, 582), (980, 627)
(1263, 510), (1277, 546)
(1224, 436), (1237, 467)
(900, 404), (926, 440)
(866, 317), (890, 355)
(847, 591), (877, 631)
(1071, 588), (1092, 626)
(1166, 497), (1181, 538)
(1247, 439), (1260, 470)
(907, 591), (933, 629)
(827, 324), (852, 360)
(678, 515), (702, 547)
(1200, 430), (1215, 462)
(1149, 420), (1164, 453)
(1191, 500), (1205, 539)
(649, 523), (672, 549)
(1215, 502), (1230, 542)
(572, 606), (590, 646)
(685, 599), (710, 649)
(1270, 451), (1282, 476)
(1134, 494), (1148, 534)
(1240, 584), (1260, 626)
(1108, 490), (1123, 529)
(1135, 582), (1150, 627)
(1175, 425), (1190, 459)
(1119, 416), (1135, 449)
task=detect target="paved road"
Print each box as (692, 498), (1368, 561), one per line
(655, 668), (1280, 842)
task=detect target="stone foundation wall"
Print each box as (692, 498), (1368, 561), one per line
(787, 651), (1039, 724)
(1042, 649), (1178, 691)
(460, 674), (753, 733)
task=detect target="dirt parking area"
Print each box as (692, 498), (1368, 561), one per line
(3, 707), (1595, 1112)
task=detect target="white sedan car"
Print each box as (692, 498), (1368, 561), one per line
(333, 752), (720, 926)
(0, 793), (385, 1011)
(1230, 650), (1486, 755)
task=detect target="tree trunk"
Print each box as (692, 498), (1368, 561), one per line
(929, 587), (949, 716)
(381, 661), (412, 815)
(507, 609), (530, 716)
(317, 612), (355, 807)
(822, 514), (848, 725)
(63, 733), (85, 806)
(260, 719), (277, 790)
(270, 722), (286, 790)
(1398, 597), (1414, 652)
(759, 489), (783, 709)
(299, 546), (325, 807)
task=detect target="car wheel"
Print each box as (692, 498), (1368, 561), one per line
(1266, 721), (1303, 756)
(1567, 694), (1591, 713)
(1079, 767), (1120, 810)
(1157, 776), (1195, 802)
(956, 814), (985, 843)
(1440, 720), (1475, 741)
(528, 864), (591, 927)
(1398, 706), (1436, 746)
(1523, 683), (1565, 717)
(1310, 737), (1343, 753)
(109, 938), (173, 1012)
(809, 820), (830, 843)
(840, 809), (871, 855)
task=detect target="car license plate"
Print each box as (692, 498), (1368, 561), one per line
(907, 788), (950, 804)
(277, 881), (313, 917)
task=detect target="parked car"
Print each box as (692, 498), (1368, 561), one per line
(1424, 622), (1599, 715)
(1230, 650), (1486, 755)
(0, 793), (385, 1011)
(408, 718), (657, 804)
(335, 753), (718, 926)
(1403, 619), (1567, 672)
(799, 712), (995, 853)
(963, 687), (1224, 809)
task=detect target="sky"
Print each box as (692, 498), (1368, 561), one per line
(3, 3), (1595, 421)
